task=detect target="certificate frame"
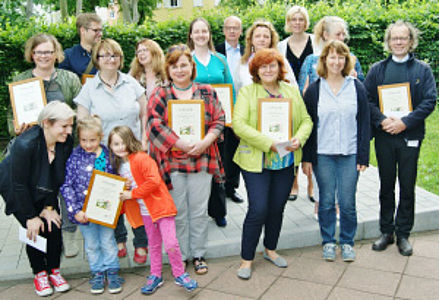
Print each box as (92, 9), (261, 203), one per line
(258, 98), (292, 142)
(211, 84), (233, 127)
(378, 83), (413, 118)
(82, 170), (126, 229)
(81, 74), (95, 85)
(8, 77), (47, 131)
(168, 100), (205, 151)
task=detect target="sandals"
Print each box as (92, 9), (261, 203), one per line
(192, 257), (208, 275)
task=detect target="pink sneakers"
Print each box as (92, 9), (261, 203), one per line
(34, 269), (70, 297)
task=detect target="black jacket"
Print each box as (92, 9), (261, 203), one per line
(302, 78), (371, 167)
(215, 42), (244, 56)
(0, 126), (73, 227)
(364, 54), (437, 140)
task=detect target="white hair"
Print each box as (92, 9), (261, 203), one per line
(38, 101), (75, 126)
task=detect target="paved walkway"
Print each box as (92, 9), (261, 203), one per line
(1, 166), (439, 299)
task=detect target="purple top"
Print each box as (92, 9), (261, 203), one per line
(60, 145), (113, 224)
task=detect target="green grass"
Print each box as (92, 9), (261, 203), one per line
(369, 108), (439, 195)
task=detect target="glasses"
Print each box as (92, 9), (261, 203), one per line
(33, 50), (54, 57)
(224, 26), (241, 32)
(168, 44), (189, 54)
(136, 48), (149, 55)
(86, 27), (103, 34)
(390, 36), (410, 42)
(97, 54), (121, 60)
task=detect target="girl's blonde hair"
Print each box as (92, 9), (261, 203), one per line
(129, 38), (166, 83)
(108, 126), (143, 171)
(77, 115), (103, 138)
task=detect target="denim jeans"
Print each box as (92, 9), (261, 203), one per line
(79, 223), (119, 273)
(314, 154), (359, 246)
(241, 165), (295, 260)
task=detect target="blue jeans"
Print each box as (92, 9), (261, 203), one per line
(314, 154), (359, 246)
(241, 165), (295, 260)
(79, 223), (119, 273)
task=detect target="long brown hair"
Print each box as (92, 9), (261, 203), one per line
(129, 38), (166, 83)
(241, 20), (279, 63)
(108, 126), (143, 172)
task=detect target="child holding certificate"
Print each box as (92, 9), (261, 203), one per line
(60, 116), (124, 295)
(108, 126), (198, 295)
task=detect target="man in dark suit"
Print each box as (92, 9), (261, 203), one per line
(214, 16), (244, 208)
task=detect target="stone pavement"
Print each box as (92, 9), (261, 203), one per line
(0, 166), (439, 298)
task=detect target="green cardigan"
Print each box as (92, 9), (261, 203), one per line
(8, 68), (81, 135)
(232, 82), (313, 173)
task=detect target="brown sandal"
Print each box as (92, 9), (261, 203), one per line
(193, 257), (208, 275)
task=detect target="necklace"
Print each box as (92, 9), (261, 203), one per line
(172, 82), (193, 91)
(99, 73), (119, 88)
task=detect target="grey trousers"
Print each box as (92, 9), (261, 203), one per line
(169, 171), (212, 261)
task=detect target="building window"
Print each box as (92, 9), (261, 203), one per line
(193, 0), (203, 7)
(164, 0), (182, 8)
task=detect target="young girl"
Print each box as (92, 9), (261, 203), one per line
(60, 116), (124, 295)
(108, 126), (198, 295)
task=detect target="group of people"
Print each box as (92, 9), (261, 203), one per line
(0, 4), (436, 297)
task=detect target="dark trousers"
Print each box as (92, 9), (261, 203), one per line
(241, 165), (295, 260)
(207, 127), (241, 219)
(114, 214), (148, 248)
(375, 131), (421, 238)
(26, 218), (62, 274)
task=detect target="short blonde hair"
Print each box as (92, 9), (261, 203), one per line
(384, 20), (419, 53)
(284, 6), (310, 33)
(316, 40), (353, 78)
(37, 101), (75, 126)
(129, 38), (166, 83)
(241, 20), (279, 63)
(77, 115), (103, 138)
(92, 38), (124, 70)
(24, 33), (64, 64)
(76, 13), (102, 35)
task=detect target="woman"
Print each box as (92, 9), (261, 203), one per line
(302, 41), (370, 262)
(299, 16), (364, 94)
(233, 49), (312, 279)
(234, 20), (297, 94)
(9, 33), (82, 258)
(129, 38), (166, 100)
(187, 17), (235, 228)
(278, 6), (317, 203)
(147, 44), (225, 275)
(0, 101), (74, 296)
(74, 38), (148, 263)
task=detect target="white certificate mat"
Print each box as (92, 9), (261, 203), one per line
(378, 83), (413, 118)
(83, 170), (126, 228)
(212, 84), (233, 126)
(19, 226), (47, 253)
(258, 98), (292, 142)
(8, 78), (47, 130)
(168, 100), (205, 147)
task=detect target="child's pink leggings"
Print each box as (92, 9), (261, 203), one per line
(142, 215), (185, 278)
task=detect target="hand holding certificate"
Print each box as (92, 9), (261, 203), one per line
(82, 170), (126, 228)
(378, 83), (413, 118)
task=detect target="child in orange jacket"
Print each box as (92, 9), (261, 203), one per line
(108, 126), (197, 295)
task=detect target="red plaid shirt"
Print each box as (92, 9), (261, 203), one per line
(146, 83), (225, 190)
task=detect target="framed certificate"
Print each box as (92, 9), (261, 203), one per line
(378, 83), (413, 118)
(211, 84), (233, 127)
(82, 170), (126, 229)
(168, 100), (205, 149)
(81, 74), (95, 85)
(8, 78), (47, 131)
(258, 98), (292, 142)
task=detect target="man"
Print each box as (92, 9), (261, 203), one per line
(59, 13), (102, 77)
(215, 16), (244, 203)
(364, 20), (436, 256)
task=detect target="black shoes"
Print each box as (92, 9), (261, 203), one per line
(228, 191), (244, 203)
(397, 237), (413, 256)
(372, 233), (395, 251)
(214, 217), (227, 227)
(288, 194), (298, 201)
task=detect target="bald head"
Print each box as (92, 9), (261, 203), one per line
(223, 16), (242, 47)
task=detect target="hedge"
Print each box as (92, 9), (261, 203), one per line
(1, 0), (438, 138)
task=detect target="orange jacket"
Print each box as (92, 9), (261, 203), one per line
(121, 152), (177, 227)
